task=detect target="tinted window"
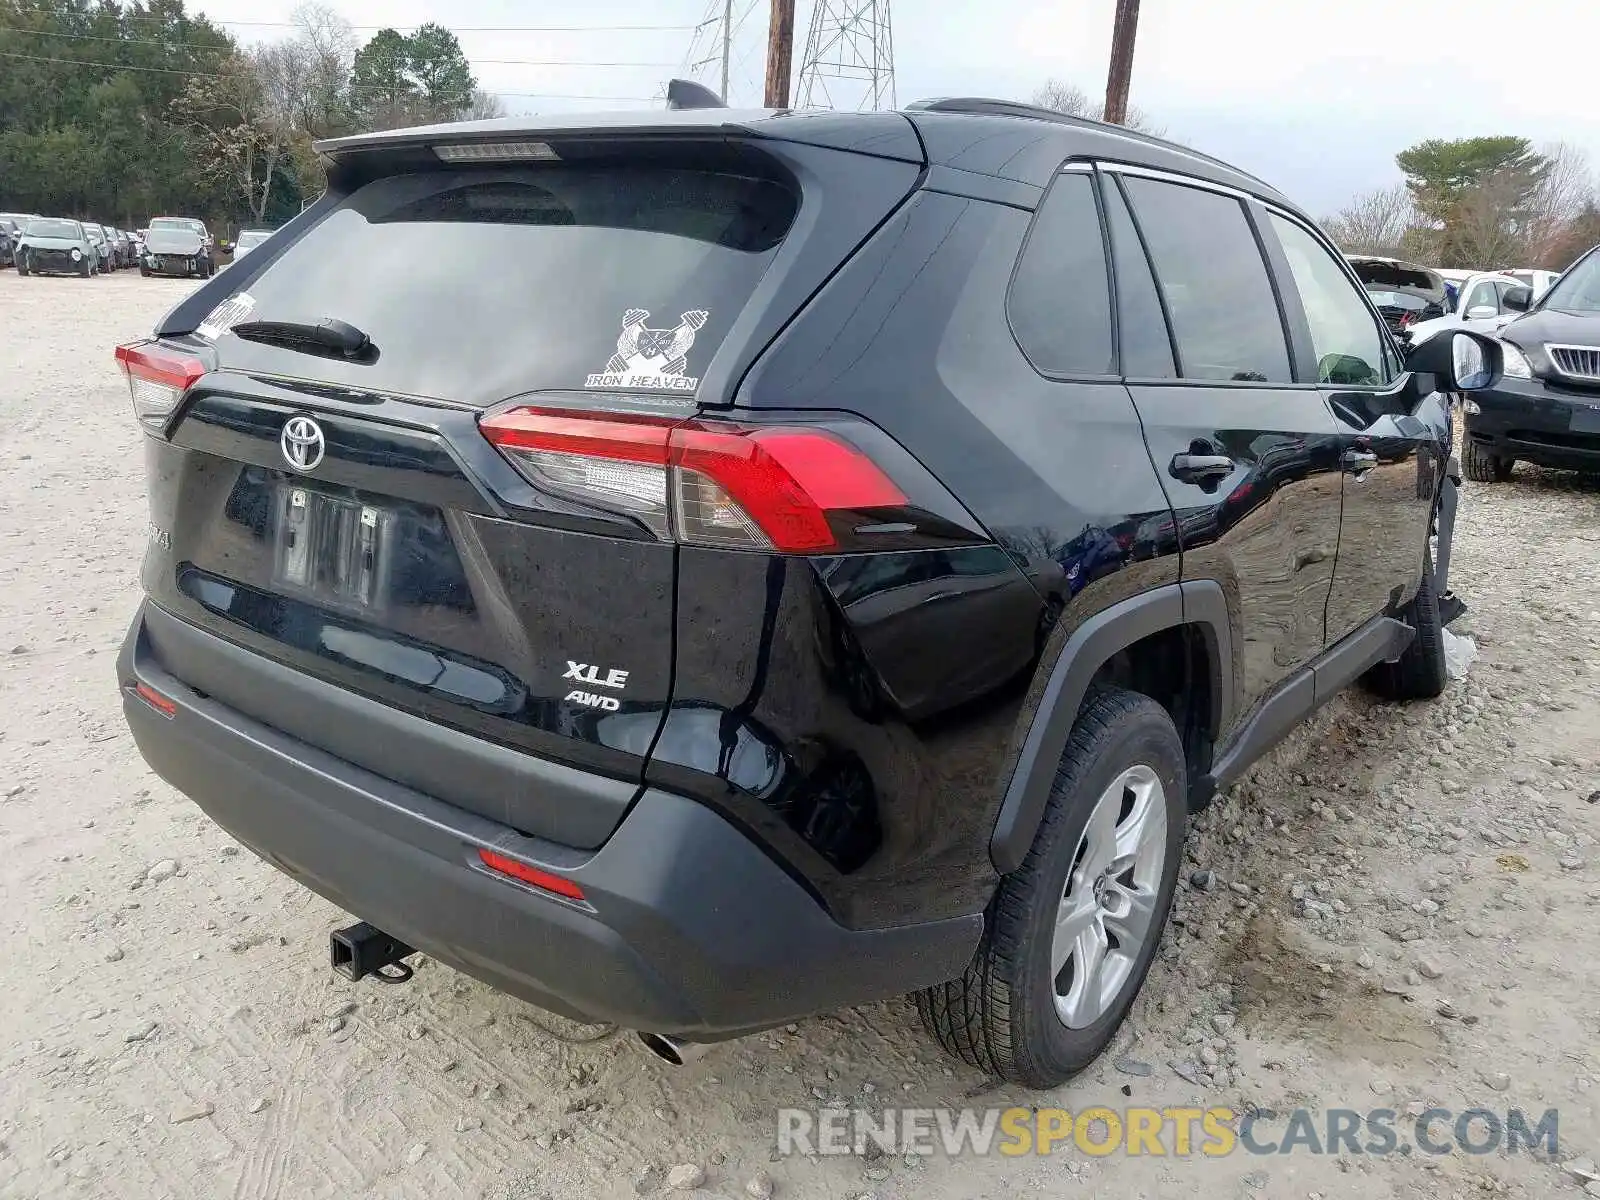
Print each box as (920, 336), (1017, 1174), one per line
(1007, 172), (1114, 375)
(1123, 177), (1290, 383)
(213, 165), (800, 405)
(1270, 215), (1388, 386)
(1102, 177), (1175, 377)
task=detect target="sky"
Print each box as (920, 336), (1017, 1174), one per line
(193, 0), (1600, 216)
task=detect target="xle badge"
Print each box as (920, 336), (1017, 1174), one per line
(585, 308), (708, 393)
(563, 661), (629, 712)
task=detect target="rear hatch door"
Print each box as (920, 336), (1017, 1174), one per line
(136, 118), (922, 850)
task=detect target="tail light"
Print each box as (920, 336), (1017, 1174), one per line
(114, 343), (205, 430)
(480, 407), (907, 553)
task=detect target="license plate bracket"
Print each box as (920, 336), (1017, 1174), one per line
(274, 485), (390, 610)
(1570, 404), (1600, 434)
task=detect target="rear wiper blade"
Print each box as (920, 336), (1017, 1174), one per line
(230, 317), (374, 360)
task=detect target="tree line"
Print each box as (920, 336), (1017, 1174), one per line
(0, 0), (503, 231)
(1324, 136), (1600, 271)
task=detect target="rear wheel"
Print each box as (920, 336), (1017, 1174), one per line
(1462, 436), (1513, 483)
(917, 686), (1185, 1087)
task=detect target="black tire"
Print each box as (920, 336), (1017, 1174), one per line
(1366, 547), (1448, 700)
(16, 255), (28, 276)
(139, 265), (150, 277)
(1461, 435), (1513, 483)
(80, 260), (91, 277)
(917, 686), (1186, 1087)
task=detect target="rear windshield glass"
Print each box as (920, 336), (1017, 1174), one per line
(26, 219), (79, 238)
(208, 165), (800, 406)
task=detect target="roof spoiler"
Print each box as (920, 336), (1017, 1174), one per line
(666, 78), (726, 111)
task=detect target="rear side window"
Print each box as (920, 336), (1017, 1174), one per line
(1101, 178), (1176, 378)
(1122, 177), (1291, 383)
(1007, 172), (1114, 376)
(212, 165), (800, 406)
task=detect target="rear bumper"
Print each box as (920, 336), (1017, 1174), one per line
(1467, 377), (1600, 470)
(118, 604), (979, 1039)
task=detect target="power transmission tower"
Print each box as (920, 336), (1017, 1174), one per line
(794, 0), (895, 112)
(685, 0), (760, 101)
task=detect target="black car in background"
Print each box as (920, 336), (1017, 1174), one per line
(115, 98), (1492, 1088)
(1, 212), (39, 265)
(1346, 256), (1450, 337)
(1462, 243), (1600, 481)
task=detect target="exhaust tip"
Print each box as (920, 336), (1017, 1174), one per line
(638, 1031), (712, 1066)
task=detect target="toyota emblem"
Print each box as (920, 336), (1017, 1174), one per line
(281, 415), (325, 471)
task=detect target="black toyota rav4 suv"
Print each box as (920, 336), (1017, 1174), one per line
(115, 98), (1500, 1087)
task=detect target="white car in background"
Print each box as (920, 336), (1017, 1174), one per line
(231, 228), (272, 262)
(1500, 268), (1561, 298)
(1405, 271), (1531, 344)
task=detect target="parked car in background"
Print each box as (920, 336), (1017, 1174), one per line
(116, 99), (1485, 1087)
(107, 228), (134, 269)
(231, 228), (273, 261)
(1346, 256), (1449, 338)
(1, 212), (39, 266)
(83, 222), (112, 270)
(141, 216), (214, 277)
(15, 217), (99, 276)
(1501, 268), (1561, 299)
(1462, 243), (1600, 481)
(1402, 271), (1527, 344)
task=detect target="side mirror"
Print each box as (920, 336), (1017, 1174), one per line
(1465, 304), (1498, 319)
(1502, 285), (1532, 313)
(1406, 329), (1499, 391)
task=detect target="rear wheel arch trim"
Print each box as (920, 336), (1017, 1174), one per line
(988, 581), (1234, 874)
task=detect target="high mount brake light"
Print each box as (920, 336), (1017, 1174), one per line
(479, 407), (907, 553)
(114, 343), (205, 430)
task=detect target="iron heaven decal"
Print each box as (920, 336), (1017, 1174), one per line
(586, 308), (709, 392)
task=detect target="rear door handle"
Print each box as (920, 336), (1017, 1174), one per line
(1168, 453), (1235, 484)
(1342, 449), (1379, 473)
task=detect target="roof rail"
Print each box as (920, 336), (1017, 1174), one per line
(904, 96), (1276, 193)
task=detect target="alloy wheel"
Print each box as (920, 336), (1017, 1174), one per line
(1051, 764), (1168, 1029)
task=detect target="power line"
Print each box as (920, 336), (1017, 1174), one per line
(0, 25), (681, 66)
(0, 49), (658, 102)
(1, 4), (695, 33)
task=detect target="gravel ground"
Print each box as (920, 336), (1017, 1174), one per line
(2, 269), (1599, 1200)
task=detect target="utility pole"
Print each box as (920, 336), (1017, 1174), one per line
(720, 0), (733, 101)
(1102, 0), (1140, 126)
(764, 0), (796, 108)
